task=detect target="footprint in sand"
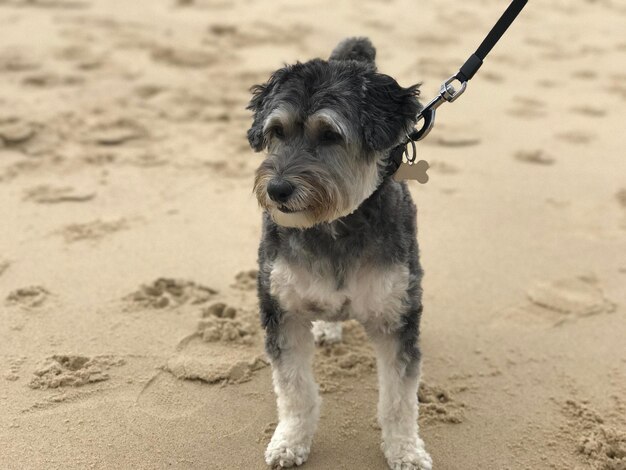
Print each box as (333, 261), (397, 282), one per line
(572, 69), (597, 80)
(4, 356), (26, 382)
(198, 302), (257, 345)
(54, 45), (106, 71)
(207, 24), (237, 37)
(0, 48), (41, 72)
(136, 363), (267, 423)
(570, 106), (607, 118)
(164, 335), (266, 385)
(231, 269), (257, 291)
(176, 0), (233, 10)
(87, 118), (148, 146)
(482, 71), (505, 83)
(411, 33), (458, 47)
(437, 9), (482, 31)
(507, 96), (547, 119)
(135, 372), (212, 419)
(205, 21), (311, 48)
(411, 57), (460, 79)
(58, 218), (130, 243)
(361, 19), (395, 32)
(29, 355), (125, 390)
(6, 286), (50, 308)
(514, 149), (555, 166)
(431, 137), (481, 148)
(0, 258), (10, 277)
(608, 74), (626, 101)
(615, 189), (626, 229)
(418, 382), (466, 425)
(615, 189), (626, 209)
(498, 275), (617, 328)
(0, 119), (37, 147)
(164, 302), (264, 384)
(536, 79), (558, 89)
(2, 0), (89, 9)
(555, 130), (595, 145)
(125, 278), (218, 310)
(23, 185), (96, 204)
(133, 84), (166, 100)
(151, 46), (217, 68)
(561, 399), (626, 470)
(524, 275), (616, 326)
(204, 159), (254, 179)
(137, 303), (267, 418)
(422, 124), (480, 149)
(22, 71), (84, 87)
(313, 321), (376, 394)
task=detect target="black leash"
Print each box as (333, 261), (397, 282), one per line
(386, 0), (528, 177)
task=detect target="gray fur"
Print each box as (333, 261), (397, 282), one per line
(257, 178), (424, 374)
(249, 37), (423, 370)
(248, 37), (429, 468)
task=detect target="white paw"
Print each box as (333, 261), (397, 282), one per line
(265, 440), (310, 468)
(312, 321), (342, 346)
(383, 439), (432, 470)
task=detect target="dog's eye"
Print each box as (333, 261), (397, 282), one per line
(271, 125), (285, 139)
(319, 129), (342, 145)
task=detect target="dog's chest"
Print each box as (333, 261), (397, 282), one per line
(270, 257), (409, 326)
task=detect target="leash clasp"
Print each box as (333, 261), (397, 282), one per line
(441, 75), (467, 102)
(408, 75), (468, 143)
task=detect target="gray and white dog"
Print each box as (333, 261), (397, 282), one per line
(247, 37), (431, 470)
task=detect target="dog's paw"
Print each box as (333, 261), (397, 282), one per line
(383, 439), (432, 470)
(312, 321), (342, 346)
(265, 441), (310, 468)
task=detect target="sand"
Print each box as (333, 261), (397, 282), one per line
(0, 0), (625, 469)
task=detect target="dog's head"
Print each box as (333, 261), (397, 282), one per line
(247, 37), (421, 228)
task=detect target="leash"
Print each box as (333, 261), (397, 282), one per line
(387, 0), (528, 181)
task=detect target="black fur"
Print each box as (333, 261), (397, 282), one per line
(246, 59), (420, 155)
(258, 177), (423, 371)
(249, 38), (424, 372)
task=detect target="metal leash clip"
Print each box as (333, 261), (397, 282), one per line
(393, 76), (466, 183)
(409, 75), (468, 143)
(441, 75), (467, 102)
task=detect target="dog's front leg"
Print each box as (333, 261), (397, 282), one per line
(264, 313), (320, 468)
(371, 323), (432, 470)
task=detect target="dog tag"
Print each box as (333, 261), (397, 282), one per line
(393, 160), (429, 184)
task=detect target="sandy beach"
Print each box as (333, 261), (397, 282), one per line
(1, 0), (625, 468)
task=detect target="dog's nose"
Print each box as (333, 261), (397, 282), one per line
(267, 179), (294, 203)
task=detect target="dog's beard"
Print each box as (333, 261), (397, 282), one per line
(254, 163), (339, 229)
(253, 153), (381, 229)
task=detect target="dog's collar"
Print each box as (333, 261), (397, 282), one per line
(383, 144), (406, 178)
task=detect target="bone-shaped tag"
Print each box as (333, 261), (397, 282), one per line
(393, 160), (429, 184)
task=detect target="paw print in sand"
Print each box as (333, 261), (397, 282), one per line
(231, 269), (257, 291)
(198, 302), (256, 345)
(6, 286), (50, 308)
(29, 355), (125, 389)
(394, 160), (430, 184)
(126, 278), (217, 309)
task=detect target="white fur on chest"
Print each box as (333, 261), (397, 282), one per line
(269, 257), (409, 328)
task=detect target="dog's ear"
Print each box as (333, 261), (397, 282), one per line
(360, 73), (421, 152)
(329, 37), (376, 67)
(246, 67), (289, 152)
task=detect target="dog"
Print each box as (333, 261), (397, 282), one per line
(247, 37), (431, 470)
